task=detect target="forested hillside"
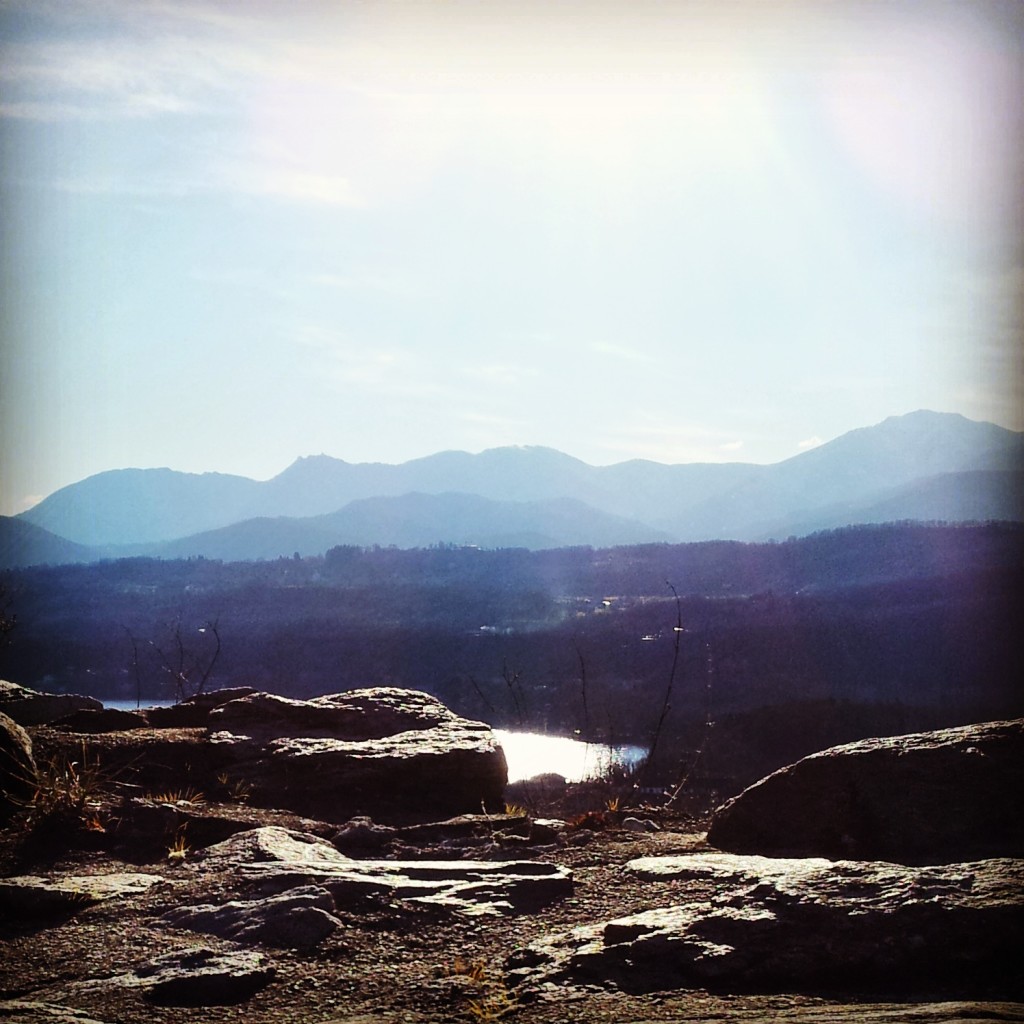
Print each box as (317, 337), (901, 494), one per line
(3, 524), (1020, 772)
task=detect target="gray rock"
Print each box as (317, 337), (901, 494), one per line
(0, 708), (35, 818)
(509, 853), (1023, 995)
(209, 687), (507, 821)
(0, 1001), (114, 1024)
(242, 855), (573, 917)
(162, 884), (342, 948)
(332, 815), (397, 853)
(0, 872), (163, 917)
(131, 947), (275, 1005)
(197, 825), (353, 868)
(198, 825), (571, 916)
(0, 680), (102, 727)
(708, 719), (1024, 863)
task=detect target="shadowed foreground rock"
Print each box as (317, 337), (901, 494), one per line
(708, 719), (1024, 863)
(509, 853), (1023, 996)
(0, 709), (35, 819)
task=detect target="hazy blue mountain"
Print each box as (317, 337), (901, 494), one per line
(650, 411), (1024, 540)
(766, 470), (1024, 539)
(15, 410), (1023, 557)
(19, 467), (261, 547)
(143, 492), (673, 560)
(0, 516), (99, 568)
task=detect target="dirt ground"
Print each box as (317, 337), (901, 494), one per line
(2, 792), (1022, 1024)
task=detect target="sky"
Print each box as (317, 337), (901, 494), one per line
(1, 0), (1022, 516)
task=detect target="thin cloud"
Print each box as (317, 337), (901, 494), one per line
(797, 436), (824, 450)
(592, 342), (656, 364)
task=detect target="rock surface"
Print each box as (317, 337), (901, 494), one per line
(0, 708), (35, 818)
(0, 872), (163, 916)
(509, 853), (1024, 995)
(162, 884), (342, 948)
(50, 708), (147, 733)
(0, 1001), (114, 1024)
(708, 719), (1024, 863)
(199, 826), (572, 917)
(209, 687), (508, 820)
(0, 680), (101, 727)
(129, 947), (276, 1005)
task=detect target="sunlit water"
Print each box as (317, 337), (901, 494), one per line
(104, 701), (645, 783)
(494, 730), (645, 784)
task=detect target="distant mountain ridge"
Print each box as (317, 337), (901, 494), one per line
(6, 410), (1022, 566)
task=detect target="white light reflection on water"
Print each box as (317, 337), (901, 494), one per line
(494, 730), (645, 784)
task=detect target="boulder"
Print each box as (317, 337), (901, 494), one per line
(509, 853), (1023, 996)
(0, 708), (35, 818)
(209, 687), (507, 821)
(0, 681), (101, 727)
(708, 720), (1024, 863)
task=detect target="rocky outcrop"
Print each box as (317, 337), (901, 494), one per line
(0, 709), (35, 818)
(708, 719), (1024, 863)
(509, 853), (1024, 996)
(143, 687), (258, 728)
(31, 687), (507, 822)
(209, 687), (507, 821)
(0, 681), (101, 727)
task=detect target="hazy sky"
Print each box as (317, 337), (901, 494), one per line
(2, 0), (1022, 515)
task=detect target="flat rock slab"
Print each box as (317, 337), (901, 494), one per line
(163, 883), (343, 948)
(0, 872), (163, 917)
(198, 825), (572, 916)
(241, 856), (573, 917)
(127, 947), (275, 1006)
(625, 1002), (1024, 1023)
(509, 853), (1023, 996)
(0, 1002), (114, 1024)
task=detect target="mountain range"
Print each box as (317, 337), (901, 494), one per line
(3, 410), (1022, 567)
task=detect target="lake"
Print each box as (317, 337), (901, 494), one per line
(103, 700), (645, 783)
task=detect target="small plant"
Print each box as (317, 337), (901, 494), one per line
(215, 772), (253, 803)
(26, 742), (108, 831)
(605, 796), (621, 813)
(167, 827), (190, 862)
(444, 957), (517, 1021)
(503, 803), (528, 818)
(147, 787), (205, 805)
